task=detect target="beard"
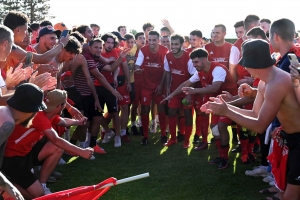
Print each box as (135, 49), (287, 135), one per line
(20, 113), (36, 128)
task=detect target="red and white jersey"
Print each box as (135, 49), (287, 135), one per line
(135, 44), (168, 90)
(185, 47), (193, 54)
(164, 51), (196, 96)
(99, 49), (119, 85)
(189, 62), (238, 96)
(205, 42), (232, 69)
(4, 111), (52, 157)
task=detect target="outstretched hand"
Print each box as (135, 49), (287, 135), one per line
(238, 83), (255, 98)
(200, 96), (228, 116)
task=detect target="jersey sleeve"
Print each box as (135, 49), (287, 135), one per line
(32, 112), (52, 131)
(164, 56), (170, 71)
(187, 59), (196, 75)
(229, 46), (240, 65)
(135, 50), (144, 66)
(189, 72), (200, 83)
(84, 54), (98, 71)
(212, 67), (226, 82)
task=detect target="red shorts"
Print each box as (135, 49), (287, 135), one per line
(133, 80), (142, 104)
(211, 114), (232, 125)
(140, 88), (166, 106)
(117, 84), (131, 106)
(168, 95), (193, 109)
(194, 94), (209, 109)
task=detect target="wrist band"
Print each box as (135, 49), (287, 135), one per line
(67, 107), (72, 113)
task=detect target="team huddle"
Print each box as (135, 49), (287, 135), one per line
(0, 10), (300, 200)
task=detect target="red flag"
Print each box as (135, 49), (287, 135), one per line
(33, 177), (117, 200)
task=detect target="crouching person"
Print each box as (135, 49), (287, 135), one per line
(1, 89), (93, 199)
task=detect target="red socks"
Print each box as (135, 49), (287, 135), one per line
(179, 117), (185, 135)
(168, 116), (177, 140)
(158, 112), (166, 136)
(195, 115), (201, 136)
(184, 125), (193, 141)
(200, 115), (209, 144)
(240, 139), (249, 156)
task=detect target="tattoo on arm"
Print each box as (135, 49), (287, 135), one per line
(0, 122), (15, 146)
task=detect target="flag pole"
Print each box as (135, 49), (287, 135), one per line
(99, 173), (149, 189)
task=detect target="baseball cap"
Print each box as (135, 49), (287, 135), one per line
(38, 26), (61, 39)
(238, 39), (275, 69)
(54, 22), (68, 32)
(44, 89), (67, 112)
(111, 31), (126, 41)
(7, 83), (47, 113)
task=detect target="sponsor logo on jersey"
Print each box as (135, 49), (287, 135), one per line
(202, 76), (206, 79)
(213, 57), (226, 62)
(210, 51), (214, 54)
(171, 69), (185, 75)
(145, 62), (161, 68)
(169, 61), (172, 64)
(146, 56), (150, 59)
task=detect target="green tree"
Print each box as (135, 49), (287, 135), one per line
(0, 1), (23, 23)
(130, 29), (138, 36)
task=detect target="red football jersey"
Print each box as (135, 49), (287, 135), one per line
(205, 42), (232, 69)
(98, 49), (119, 85)
(198, 62), (238, 97)
(137, 44), (168, 90)
(4, 112), (52, 157)
(165, 51), (195, 96)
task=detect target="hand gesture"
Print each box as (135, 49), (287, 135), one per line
(238, 83), (255, 98)
(77, 117), (88, 126)
(161, 19), (171, 28)
(205, 96), (228, 116)
(59, 34), (69, 47)
(289, 62), (300, 86)
(219, 91), (234, 102)
(112, 90), (123, 100)
(119, 48), (131, 59)
(160, 95), (172, 104)
(237, 76), (254, 86)
(81, 147), (94, 159)
(182, 87), (198, 95)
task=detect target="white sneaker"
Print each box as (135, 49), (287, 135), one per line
(42, 184), (52, 195)
(263, 175), (274, 183)
(102, 130), (115, 143)
(149, 121), (157, 133)
(245, 166), (269, 177)
(89, 155), (95, 160)
(114, 136), (121, 147)
(269, 181), (275, 186)
(136, 119), (142, 127)
(58, 158), (66, 165)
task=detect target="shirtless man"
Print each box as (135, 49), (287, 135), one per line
(203, 39), (300, 200)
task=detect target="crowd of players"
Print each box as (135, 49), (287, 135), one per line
(0, 10), (300, 200)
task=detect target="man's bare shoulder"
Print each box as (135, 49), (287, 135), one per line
(8, 45), (26, 60)
(0, 107), (15, 126)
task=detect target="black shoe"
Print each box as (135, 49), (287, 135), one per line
(253, 143), (260, 154)
(232, 133), (239, 144)
(208, 157), (223, 165)
(193, 135), (200, 144)
(141, 137), (148, 145)
(210, 137), (215, 143)
(131, 125), (139, 135)
(126, 127), (130, 135)
(160, 136), (168, 144)
(218, 158), (229, 169)
(139, 126), (144, 136)
(248, 153), (256, 163)
(231, 144), (241, 153)
(176, 131), (184, 142)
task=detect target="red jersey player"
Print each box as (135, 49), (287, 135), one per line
(163, 48), (237, 169)
(162, 34), (196, 148)
(135, 31), (169, 145)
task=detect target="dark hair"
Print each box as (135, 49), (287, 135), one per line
(170, 34), (184, 45)
(101, 33), (118, 47)
(135, 32), (145, 40)
(142, 22), (154, 31)
(190, 30), (202, 38)
(190, 48), (208, 59)
(215, 24), (226, 32)
(124, 33), (134, 40)
(148, 30), (160, 38)
(270, 18), (295, 42)
(89, 38), (103, 46)
(90, 24), (100, 28)
(160, 27), (170, 32)
(246, 27), (267, 39)
(0, 25), (13, 44)
(244, 15), (260, 31)
(117, 25), (126, 32)
(75, 25), (89, 35)
(260, 18), (271, 24)
(70, 31), (85, 43)
(64, 36), (82, 54)
(30, 23), (40, 31)
(234, 21), (244, 28)
(40, 20), (53, 27)
(3, 11), (29, 31)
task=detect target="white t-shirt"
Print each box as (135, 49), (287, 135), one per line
(229, 46), (240, 65)
(135, 50), (144, 66)
(189, 66), (227, 83)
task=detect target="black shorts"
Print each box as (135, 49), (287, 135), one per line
(96, 85), (118, 113)
(129, 82), (135, 103)
(1, 139), (47, 189)
(81, 95), (103, 121)
(287, 143), (300, 185)
(64, 87), (84, 118)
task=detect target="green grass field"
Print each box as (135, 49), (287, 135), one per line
(48, 125), (271, 200)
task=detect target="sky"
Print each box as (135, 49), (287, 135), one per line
(49, 0), (300, 39)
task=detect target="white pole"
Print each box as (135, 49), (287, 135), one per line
(99, 173), (149, 189)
